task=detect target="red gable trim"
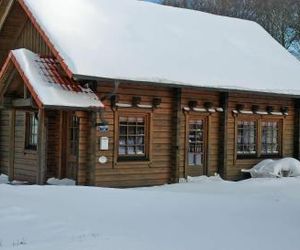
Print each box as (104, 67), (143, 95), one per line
(0, 51), (44, 109)
(18, 0), (74, 79)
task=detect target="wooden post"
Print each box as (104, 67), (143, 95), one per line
(37, 109), (47, 185)
(173, 88), (182, 183)
(294, 100), (300, 159)
(8, 109), (15, 182)
(218, 92), (229, 179)
(88, 112), (96, 186)
(57, 110), (63, 179)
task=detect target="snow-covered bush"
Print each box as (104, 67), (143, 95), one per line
(242, 157), (300, 178)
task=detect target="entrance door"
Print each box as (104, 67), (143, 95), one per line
(186, 117), (207, 177)
(66, 114), (80, 180)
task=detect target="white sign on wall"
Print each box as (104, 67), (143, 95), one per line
(100, 137), (109, 151)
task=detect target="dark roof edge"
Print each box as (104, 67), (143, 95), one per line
(73, 74), (300, 100)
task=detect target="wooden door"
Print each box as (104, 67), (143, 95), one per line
(186, 117), (208, 177)
(66, 114), (80, 181)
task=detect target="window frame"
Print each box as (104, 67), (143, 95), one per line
(25, 112), (39, 151)
(235, 116), (283, 159)
(236, 118), (258, 158)
(187, 117), (207, 167)
(116, 112), (150, 162)
(260, 119), (282, 158)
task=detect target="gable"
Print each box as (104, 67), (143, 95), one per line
(0, 0), (52, 69)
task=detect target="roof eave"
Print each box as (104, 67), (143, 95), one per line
(73, 74), (300, 99)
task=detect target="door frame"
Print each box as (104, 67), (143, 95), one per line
(184, 113), (210, 177)
(58, 111), (79, 182)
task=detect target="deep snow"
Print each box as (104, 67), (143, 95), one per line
(1, 176), (300, 250)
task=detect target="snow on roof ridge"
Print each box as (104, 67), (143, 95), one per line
(21, 0), (300, 96)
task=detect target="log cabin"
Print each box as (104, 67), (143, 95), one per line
(0, 0), (300, 187)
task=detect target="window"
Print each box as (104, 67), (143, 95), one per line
(261, 121), (280, 155)
(236, 119), (282, 158)
(118, 115), (148, 160)
(25, 112), (38, 150)
(237, 121), (257, 156)
(69, 115), (80, 156)
(188, 120), (205, 166)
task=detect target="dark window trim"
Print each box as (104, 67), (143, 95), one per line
(187, 118), (206, 167)
(236, 119), (257, 158)
(25, 112), (38, 151)
(236, 117), (283, 160)
(116, 112), (150, 162)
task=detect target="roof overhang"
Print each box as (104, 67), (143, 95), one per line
(0, 49), (104, 110)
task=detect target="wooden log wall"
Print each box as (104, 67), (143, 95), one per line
(76, 111), (89, 185)
(13, 111), (37, 183)
(93, 82), (174, 187)
(46, 110), (60, 179)
(0, 110), (10, 175)
(0, 1), (52, 67)
(225, 93), (295, 180)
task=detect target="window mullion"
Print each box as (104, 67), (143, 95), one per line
(257, 119), (261, 158)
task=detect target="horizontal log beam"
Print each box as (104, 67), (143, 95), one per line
(2, 97), (37, 108)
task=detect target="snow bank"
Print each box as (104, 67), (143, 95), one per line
(1, 178), (300, 250)
(0, 174), (9, 184)
(242, 157), (300, 178)
(179, 175), (223, 183)
(23, 0), (300, 96)
(47, 178), (76, 186)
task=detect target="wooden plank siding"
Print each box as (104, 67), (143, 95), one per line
(225, 93), (295, 180)
(93, 82), (174, 187)
(76, 111), (89, 185)
(46, 110), (60, 179)
(13, 111), (37, 183)
(0, 110), (10, 175)
(0, 1), (52, 68)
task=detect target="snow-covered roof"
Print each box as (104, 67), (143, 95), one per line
(2, 49), (103, 109)
(21, 0), (300, 96)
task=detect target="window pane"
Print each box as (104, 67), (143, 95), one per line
(188, 120), (205, 166)
(26, 113), (38, 150)
(261, 121), (279, 155)
(119, 136), (127, 145)
(118, 115), (146, 158)
(119, 146), (126, 155)
(237, 121), (256, 155)
(136, 146), (145, 155)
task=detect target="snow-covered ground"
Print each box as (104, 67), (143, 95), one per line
(1, 176), (300, 250)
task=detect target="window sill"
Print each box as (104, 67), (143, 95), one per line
(24, 149), (37, 154)
(117, 156), (149, 162)
(237, 155), (282, 160)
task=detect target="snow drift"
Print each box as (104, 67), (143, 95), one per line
(0, 174), (9, 184)
(242, 157), (300, 178)
(1, 177), (300, 250)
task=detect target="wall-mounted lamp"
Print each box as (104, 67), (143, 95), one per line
(153, 97), (162, 109)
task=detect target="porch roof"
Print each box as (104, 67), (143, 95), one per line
(0, 49), (104, 109)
